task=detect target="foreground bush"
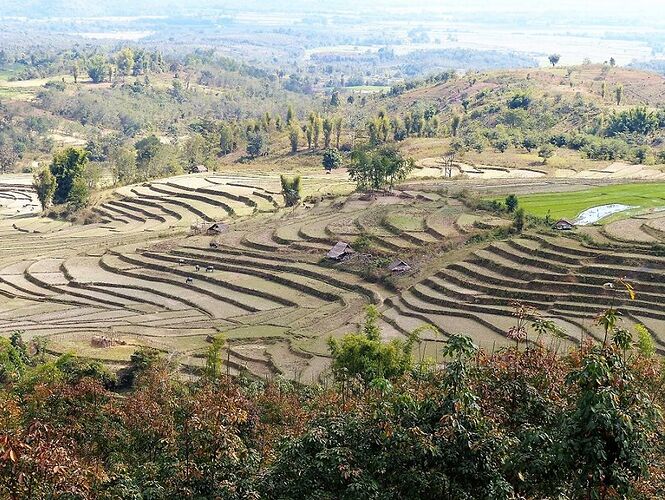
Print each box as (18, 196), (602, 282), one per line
(0, 307), (663, 499)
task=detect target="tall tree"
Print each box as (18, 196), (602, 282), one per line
(205, 334), (226, 379)
(305, 123), (314, 149)
(86, 55), (108, 83)
(451, 114), (461, 137)
(109, 146), (136, 185)
(615, 84), (624, 105)
(219, 122), (237, 155)
(548, 54), (561, 67)
(67, 177), (90, 209)
(49, 148), (89, 204)
(288, 124), (300, 154)
(313, 116), (322, 148)
(334, 116), (343, 148)
(280, 175), (301, 207)
(32, 167), (56, 211)
(72, 62), (79, 83)
(116, 47), (135, 77)
(246, 131), (269, 158)
(322, 117), (333, 149)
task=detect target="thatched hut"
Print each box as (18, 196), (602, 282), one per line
(326, 241), (354, 261)
(552, 219), (574, 231)
(387, 259), (411, 273)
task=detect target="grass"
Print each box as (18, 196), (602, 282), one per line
(502, 183), (665, 221)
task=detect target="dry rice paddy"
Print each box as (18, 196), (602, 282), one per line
(1, 172), (664, 381)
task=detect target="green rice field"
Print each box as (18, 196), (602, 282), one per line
(501, 183), (665, 221)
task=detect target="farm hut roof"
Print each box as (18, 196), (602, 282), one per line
(553, 219), (574, 229)
(327, 241), (354, 260)
(388, 259), (411, 272)
(207, 222), (228, 234)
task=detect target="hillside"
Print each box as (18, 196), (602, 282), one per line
(351, 65), (665, 175)
(391, 65), (665, 109)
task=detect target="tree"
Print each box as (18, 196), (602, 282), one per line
(505, 194), (519, 213)
(565, 319), (660, 498)
(508, 92), (531, 110)
(312, 116), (322, 148)
(246, 131), (269, 158)
(116, 47), (135, 77)
(451, 114), (461, 137)
(521, 135), (540, 153)
(280, 175), (301, 207)
(134, 135), (162, 170)
(67, 177), (90, 209)
(322, 148), (342, 171)
(548, 54), (561, 67)
(83, 162), (102, 190)
(118, 347), (162, 387)
(33, 167), (56, 211)
(330, 90), (340, 107)
(286, 105), (295, 126)
(609, 57), (616, 67)
(348, 145), (414, 192)
(491, 133), (511, 153)
(615, 84), (624, 105)
(322, 117), (333, 149)
(512, 207), (525, 233)
(538, 143), (555, 163)
(634, 145), (651, 164)
(181, 134), (210, 168)
(169, 78), (186, 103)
(49, 148), (89, 204)
(86, 55), (108, 83)
(219, 122), (237, 155)
(288, 124), (300, 154)
(109, 146), (136, 185)
(334, 117), (343, 148)
(606, 107), (658, 136)
(327, 305), (417, 385)
(305, 123), (313, 149)
(205, 334), (225, 379)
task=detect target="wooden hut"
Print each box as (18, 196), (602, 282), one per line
(387, 259), (411, 273)
(190, 164), (208, 174)
(206, 222), (228, 235)
(326, 241), (354, 261)
(552, 219), (574, 231)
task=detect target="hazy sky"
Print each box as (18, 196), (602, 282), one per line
(3, 0), (665, 27)
(3, 0), (665, 16)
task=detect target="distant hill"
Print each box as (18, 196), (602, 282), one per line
(388, 65), (665, 112)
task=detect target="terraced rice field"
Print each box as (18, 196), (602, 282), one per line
(0, 173), (471, 381)
(390, 233), (665, 354)
(2, 172), (663, 380)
